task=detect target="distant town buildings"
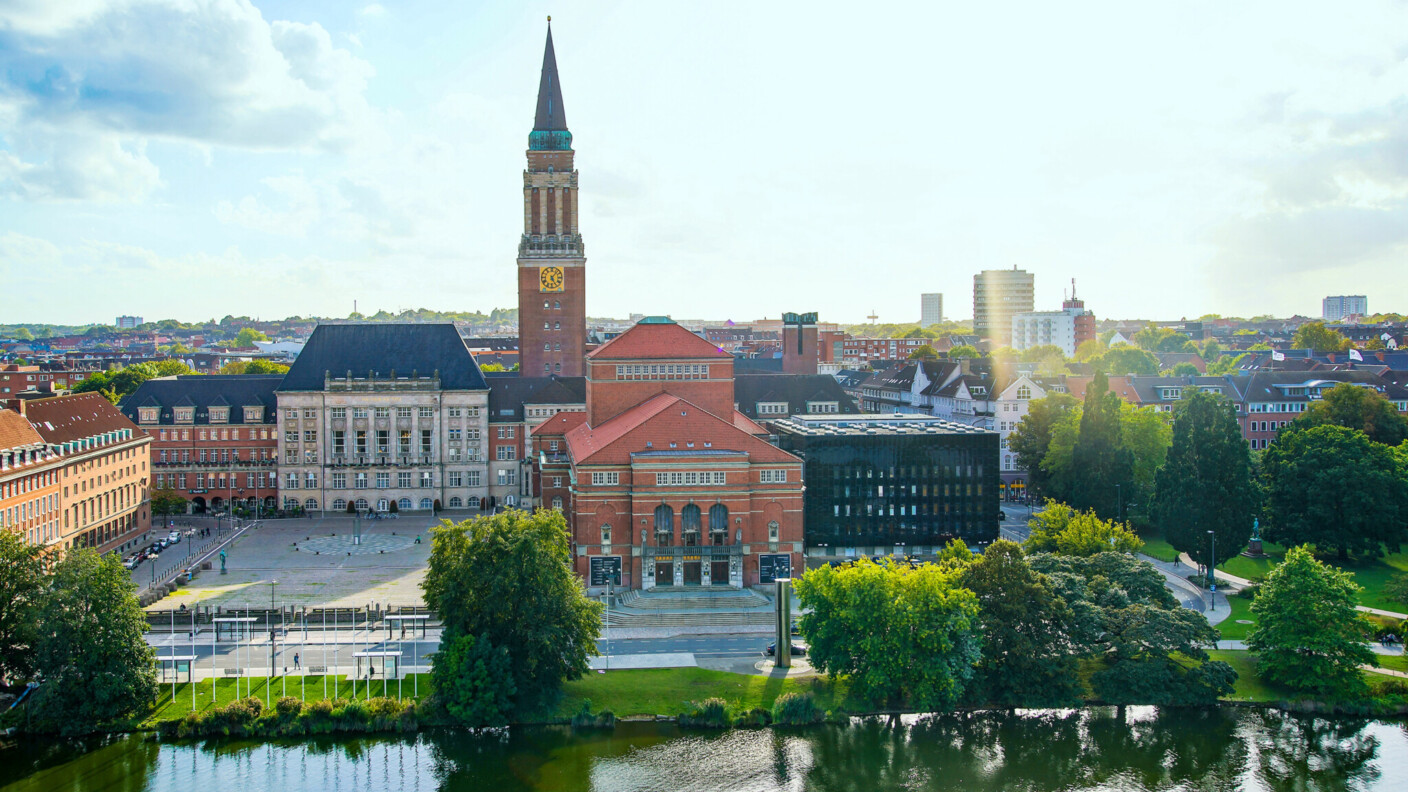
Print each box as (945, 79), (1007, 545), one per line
(920, 293), (944, 327)
(1010, 280), (1096, 356)
(115, 316), (143, 329)
(973, 267), (1035, 346)
(1323, 295), (1368, 322)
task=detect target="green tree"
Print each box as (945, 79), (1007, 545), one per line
(150, 488), (188, 517)
(30, 550), (157, 732)
(907, 345), (939, 360)
(233, 328), (269, 347)
(1070, 372), (1134, 520)
(1133, 326), (1197, 353)
(903, 327), (937, 339)
(480, 363), (507, 373)
(1095, 345), (1160, 377)
(961, 541), (1085, 706)
(1290, 382), (1408, 446)
(795, 558), (980, 710)
(0, 531), (46, 686)
(1119, 403), (1172, 512)
(1262, 425), (1406, 560)
(1291, 321), (1350, 354)
(422, 510), (602, 714)
(947, 344), (981, 359)
(14, 327), (33, 341)
(430, 633), (517, 726)
(1164, 362), (1200, 377)
(1024, 502), (1143, 557)
(1205, 352), (1252, 375)
(1248, 546), (1376, 696)
(1008, 393), (1079, 501)
(1075, 339), (1107, 362)
(1153, 389), (1256, 571)
(151, 359), (195, 377)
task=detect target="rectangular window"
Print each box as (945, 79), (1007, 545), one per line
(420, 472), (433, 488)
(421, 430), (432, 454)
(654, 471), (726, 486)
(376, 473), (390, 489)
(399, 430), (411, 455)
(375, 407), (389, 418)
(353, 408), (368, 419)
(467, 427), (480, 440)
(760, 469), (787, 483)
(397, 407), (412, 419)
(330, 408), (346, 419)
(305, 472), (317, 488)
(355, 473), (368, 489)
(303, 409), (316, 420)
(449, 408), (462, 418)
(591, 472), (619, 486)
(333, 431), (345, 455)
(285, 473), (299, 489)
(376, 430), (389, 454)
(355, 431), (367, 455)
(332, 473), (346, 489)
(496, 445), (516, 460)
(284, 431), (298, 444)
(398, 472), (412, 488)
(303, 430), (317, 442)
(466, 470), (481, 487)
(448, 471), (463, 487)
(419, 407), (433, 419)
(449, 428), (462, 441)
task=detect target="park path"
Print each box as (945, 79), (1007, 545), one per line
(1179, 553), (1408, 621)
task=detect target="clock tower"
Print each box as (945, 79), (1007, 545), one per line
(518, 21), (586, 378)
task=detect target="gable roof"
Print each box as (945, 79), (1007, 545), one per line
(565, 393), (800, 466)
(279, 324), (487, 391)
(586, 318), (731, 361)
(0, 409), (45, 451)
(734, 374), (860, 419)
(25, 393), (142, 445)
(486, 375), (586, 422)
(120, 375), (280, 425)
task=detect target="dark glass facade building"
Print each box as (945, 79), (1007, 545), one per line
(774, 415), (1000, 556)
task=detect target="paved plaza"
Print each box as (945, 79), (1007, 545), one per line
(155, 512), (472, 610)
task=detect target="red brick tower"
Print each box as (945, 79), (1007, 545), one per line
(519, 21), (586, 377)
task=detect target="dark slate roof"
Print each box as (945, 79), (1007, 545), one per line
(278, 324), (487, 391)
(734, 375), (860, 420)
(732, 357), (785, 374)
(121, 375), (281, 425)
(486, 375), (586, 422)
(834, 370), (869, 389)
(1240, 371), (1408, 403)
(534, 25), (567, 131)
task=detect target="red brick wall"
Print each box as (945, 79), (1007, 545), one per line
(782, 326), (819, 374)
(519, 265), (586, 377)
(586, 359), (734, 425)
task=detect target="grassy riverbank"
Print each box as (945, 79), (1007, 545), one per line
(553, 668), (844, 720)
(143, 675), (431, 725)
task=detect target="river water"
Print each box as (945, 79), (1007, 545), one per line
(2, 707), (1405, 791)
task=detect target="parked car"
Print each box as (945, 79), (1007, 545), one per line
(123, 555), (140, 570)
(765, 642), (806, 657)
(167, 531), (181, 543)
(147, 545), (161, 557)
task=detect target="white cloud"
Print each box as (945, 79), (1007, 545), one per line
(213, 173), (323, 236)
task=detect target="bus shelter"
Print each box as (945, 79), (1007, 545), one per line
(213, 616), (258, 641)
(157, 654), (197, 683)
(353, 650), (401, 680)
(385, 614), (430, 639)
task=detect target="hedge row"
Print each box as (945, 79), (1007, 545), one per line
(157, 696), (421, 738)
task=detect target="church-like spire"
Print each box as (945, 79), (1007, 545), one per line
(534, 21), (568, 132)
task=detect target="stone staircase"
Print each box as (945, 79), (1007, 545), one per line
(605, 586), (776, 628)
(617, 588), (772, 611)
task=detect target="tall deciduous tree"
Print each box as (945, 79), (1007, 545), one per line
(0, 531), (46, 686)
(1290, 383), (1408, 446)
(1024, 502), (1143, 557)
(1070, 372), (1134, 520)
(1095, 345), (1160, 377)
(795, 559), (981, 710)
(1248, 546), (1377, 696)
(422, 509), (602, 714)
(961, 541), (1084, 706)
(1290, 321), (1350, 354)
(430, 633), (517, 726)
(30, 550), (156, 731)
(1262, 426), (1406, 560)
(1153, 389), (1256, 569)
(1009, 393), (1078, 501)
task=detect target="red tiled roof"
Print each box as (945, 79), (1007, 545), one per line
(0, 409), (45, 450)
(566, 394), (799, 466)
(531, 410), (589, 437)
(586, 321), (731, 361)
(732, 411), (769, 435)
(24, 393), (143, 445)
(1065, 376), (1135, 403)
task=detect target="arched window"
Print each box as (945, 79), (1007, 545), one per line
(654, 505), (674, 546)
(304, 498), (318, 511)
(601, 524), (611, 544)
(332, 498), (348, 511)
(554, 322), (560, 330)
(768, 520), (780, 541)
(551, 496), (563, 510)
(420, 498), (434, 510)
(449, 497), (463, 508)
(554, 300), (561, 310)
(681, 504), (701, 546)
(709, 504), (729, 545)
(284, 497), (298, 509)
(398, 497), (412, 510)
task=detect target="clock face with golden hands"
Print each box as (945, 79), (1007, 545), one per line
(539, 266), (565, 292)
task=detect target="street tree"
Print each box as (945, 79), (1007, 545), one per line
(430, 633), (517, 726)
(947, 344), (981, 359)
(1119, 403), (1172, 515)
(233, 328), (269, 347)
(961, 541), (1085, 706)
(1164, 362), (1201, 377)
(30, 550), (157, 732)
(422, 509), (602, 714)
(1008, 393), (1078, 501)
(1096, 345), (1160, 377)
(1075, 339), (1107, 362)
(907, 345), (939, 360)
(1248, 545), (1377, 696)
(150, 488), (188, 517)
(795, 558), (981, 710)
(0, 531), (46, 686)
(1290, 382), (1408, 446)
(1290, 321), (1350, 354)
(1262, 425), (1406, 560)
(1024, 502), (1143, 557)
(1153, 389), (1256, 570)
(1070, 372), (1135, 520)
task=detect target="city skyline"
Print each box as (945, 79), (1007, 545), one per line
(2, 0), (1406, 325)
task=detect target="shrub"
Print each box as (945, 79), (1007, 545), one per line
(734, 707), (772, 728)
(274, 696), (303, 718)
(1237, 584), (1260, 600)
(678, 698), (730, 728)
(771, 692), (822, 726)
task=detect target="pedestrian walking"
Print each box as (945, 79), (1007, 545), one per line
(294, 652), (301, 670)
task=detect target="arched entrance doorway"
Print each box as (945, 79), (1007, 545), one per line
(191, 496), (207, 514)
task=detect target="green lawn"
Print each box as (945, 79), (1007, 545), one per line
(1218, 546), (1408, 614)
(1137, 533), (1179, 564)
(1373, 652), (1408, 675)
(144, 674), (431, 725)
(1206, 650), (1279, 701)
(1214, 595), (1258, 641)
(551, 667), (844, 719)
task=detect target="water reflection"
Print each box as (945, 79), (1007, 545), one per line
(1, 707), (1405, 792)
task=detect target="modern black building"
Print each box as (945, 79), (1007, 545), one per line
(773, 414), (1000, 561)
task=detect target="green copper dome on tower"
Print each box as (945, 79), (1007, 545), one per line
(529, 21), (573, 151)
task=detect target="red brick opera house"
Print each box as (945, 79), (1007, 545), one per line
(533, 318), (805, 591)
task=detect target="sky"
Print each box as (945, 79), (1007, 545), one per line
(1, 0), (1406, 326)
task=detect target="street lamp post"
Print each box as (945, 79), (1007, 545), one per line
(1115, 483), (1123, 523)
(1207, 530), (1216, 611)
(268, 579), (278, 705)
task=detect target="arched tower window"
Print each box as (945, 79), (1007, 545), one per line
(681, 504), (701, 546)
(710, 504), (730, 545)
(653, 505), (674, 546)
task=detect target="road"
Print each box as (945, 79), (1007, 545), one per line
(127, 521), (242, 593)
(999, 503), (1037, 543)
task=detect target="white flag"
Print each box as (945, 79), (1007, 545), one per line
(1350, 348), (1364, 362)
(1271, 351), (1286, 361)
